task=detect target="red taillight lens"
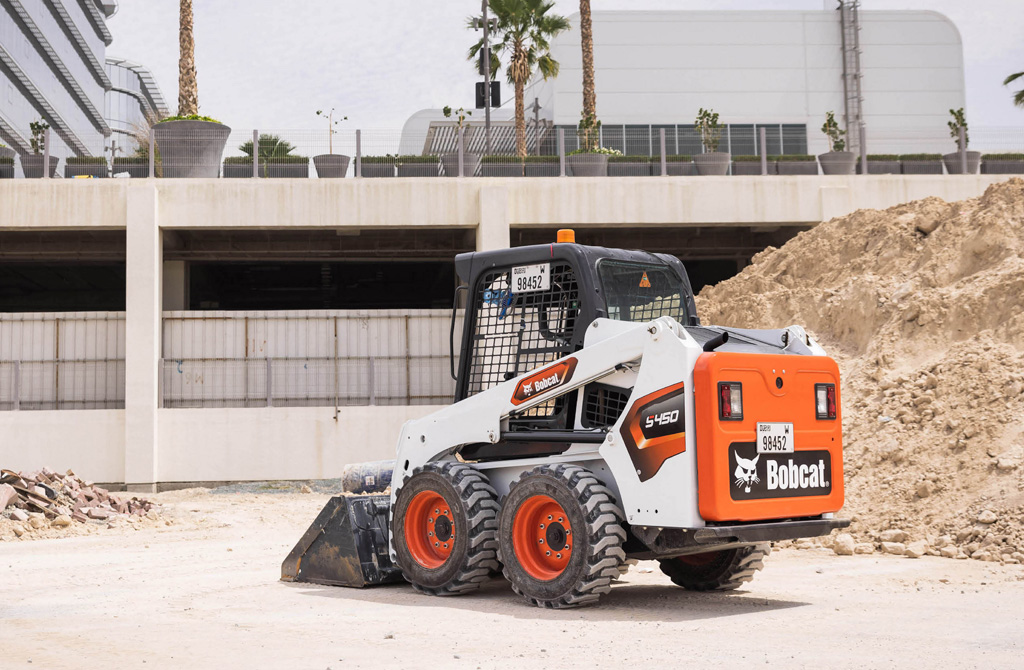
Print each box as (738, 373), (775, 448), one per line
(718, 382), (742, 420)
(816, 383), (837, 420)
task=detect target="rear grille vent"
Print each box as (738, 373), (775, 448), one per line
(582, 384), (631, 428)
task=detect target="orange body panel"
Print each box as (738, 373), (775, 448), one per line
(694, 352), (844, 522)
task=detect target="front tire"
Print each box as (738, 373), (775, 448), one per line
(658, 543), (770, 591)
(498, 464), (626, 609)
(392, 462), (500, 596)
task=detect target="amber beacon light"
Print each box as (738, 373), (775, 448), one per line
(557, 229), (576, 243)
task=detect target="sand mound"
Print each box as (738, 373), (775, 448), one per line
(697, 178), (1024, 562)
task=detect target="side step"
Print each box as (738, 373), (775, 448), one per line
(280, 494), (403, 588)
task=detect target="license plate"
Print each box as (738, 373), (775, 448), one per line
(511, 263), (550, 293)
(757, 422), (794, 453)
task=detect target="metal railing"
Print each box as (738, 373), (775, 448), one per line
(4, 125), (1022, 180)
(0, 360), (125, 410)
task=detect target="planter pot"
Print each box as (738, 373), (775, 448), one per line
(441, 152), (481, 177)
(608, 162), (652, 177)
(858, 160), (901, 175)
(694, 152), (731, 176)
(266, 161), (309, 178)
(65, 163), (108, 178)
(223, 162), (259, 178)
(153, 119), (231, 178)
(567, 154), (608, 177)
(360, 163), (395, 178)
(480, 163), (525, 177)
(901, 160), (943, 175)
(665, 161), (696, 176)
(731, 161), (776, 175)
(313, 154), (350, 178)
(525, 162), (560, 177)
(21, 155), (59, 178)
(112, 162), (151, 178)
(981, 159), (1024, 175)
(818, 151), (856, 175)
(942, 151), (981, 175)
(777, 161), (818, 176)
(397, 163), (439, 177)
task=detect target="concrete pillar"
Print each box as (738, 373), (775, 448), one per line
(125, 183), (162, 492)
(162, 261), (187, 310)
(477, 186), (510, 251)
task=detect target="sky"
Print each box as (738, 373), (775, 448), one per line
(106, 0), (1024, 131)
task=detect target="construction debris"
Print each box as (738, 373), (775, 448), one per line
(0, 467), (158, 541)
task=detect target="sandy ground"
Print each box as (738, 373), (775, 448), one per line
(2, 489), (1023, 669)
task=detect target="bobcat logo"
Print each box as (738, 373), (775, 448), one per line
(734, 453), (760, 493)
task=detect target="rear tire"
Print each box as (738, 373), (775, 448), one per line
(392, 462), (500, 596)
(658, 543), (770, 591)
(498, 464), (626, 609)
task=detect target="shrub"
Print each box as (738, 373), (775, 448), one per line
(772, 154), (815, 162)
(158, 114), (222, 124)
(898, 154), (942, 161)
(866, 154), (900, 161)
(66, 156), (108, 165)
(732, 155), (765, 162)
(981, 153), (1024, 160)
(361, 155), (397, 164)
(396, 155), (439, 164)
(607, 155), (652, 163)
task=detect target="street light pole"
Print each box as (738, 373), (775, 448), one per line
(481, 0), (492, 154)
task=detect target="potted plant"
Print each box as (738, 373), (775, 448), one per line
(233, 134), (308, 178)
(943, 108), (980, 174)
(899, 153), (943, 175)
(153, 0), (230, 177)
(818, 111), (856, 175)
(774, 154), (818, 175)
(223, 155), (261, 178)
(523, 155), (560, 177)
(441, 106), (480, 177)
(857, 154), (901, 175)
(567, 112), (612, 176)
(731, 154), (776, 175)
(480, 155), (523, 177)
(607, 154), (652, 177)
(112, 153), (152, 178)
(664, 155), (695, 176)
(312, 108), (350, 178)
(981, 153), (1024, 174)
(396, 154), (440, 177)
(693, 108), (730, 175)
(21, 120), (59, 178)
(360, 155), (397, 178)
(65, 156), (108, 178)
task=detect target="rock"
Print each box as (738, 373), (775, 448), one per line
(996, 458), (1018, 472)
(28, 515), (46, 529)
(145, 510), (160, 522)
(882, 542), (907, 555)
(905, 540), (928, 559)
(833, 533), (855, 556)
(51, 515), (72, 528)
(0, 483), (17, 509)
(11, 524), (25, 537)
(977, 510), (998, 524)
(940, 546), (958, 558)
(10, 509), (29, 523)
(970, 549), (990, 561)
(86, 508), (111, 520)
(299, 484), (313, 494)
(880, 529), (908, 543)
(915, 481), (933, 498)
(854, 543), (875, 555)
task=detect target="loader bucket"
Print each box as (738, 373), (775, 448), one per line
(281, 494), (403, 588)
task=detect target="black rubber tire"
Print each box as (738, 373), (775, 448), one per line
(392, 462), (500, 596)
(498, 464), (626, 609)
(658, 543), (770, 591)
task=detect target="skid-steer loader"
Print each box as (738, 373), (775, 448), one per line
(282, 231), (848, 608)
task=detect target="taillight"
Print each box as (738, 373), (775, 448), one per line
(815, 383), (837, 420)
(718, 382), (743, 420)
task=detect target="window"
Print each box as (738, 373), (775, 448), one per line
(598, 260), (690, 324)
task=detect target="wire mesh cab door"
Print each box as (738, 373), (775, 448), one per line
(454, 249), (596, 432)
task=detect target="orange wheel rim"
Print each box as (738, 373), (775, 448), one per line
(404, 490), (455, 569)
(512, 494), (573, 581)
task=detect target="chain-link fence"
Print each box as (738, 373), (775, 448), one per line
(4, 124), (1021, 180)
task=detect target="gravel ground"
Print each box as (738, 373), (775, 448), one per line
(1, 488), (1022, 669)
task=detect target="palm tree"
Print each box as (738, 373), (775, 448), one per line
(178, 0), (198, 116)
(1005, 72), (1024, 109)
(238, 134), (296, 160)
(470, 0), (570, 159)
(579, 1), (596, 121)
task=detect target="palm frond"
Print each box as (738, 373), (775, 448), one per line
(1003, 71), (1024, 86)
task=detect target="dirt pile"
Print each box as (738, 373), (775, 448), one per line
(697, 178), (1024, 563)
(0, 467), (160, 541)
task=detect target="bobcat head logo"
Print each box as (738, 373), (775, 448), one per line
(734, 453), (760, 493)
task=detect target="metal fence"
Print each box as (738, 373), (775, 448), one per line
(161, 310), (460, 408)
(0, 313), (125, 410)
(4, 124), (1022, 180)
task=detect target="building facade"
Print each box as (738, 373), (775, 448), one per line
(0, 0), (166, 164)
(104, 56), (169, 155)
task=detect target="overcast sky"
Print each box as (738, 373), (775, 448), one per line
(107, 0), (1023, 130)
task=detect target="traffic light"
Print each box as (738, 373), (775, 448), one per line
(475, 81), (501, 109)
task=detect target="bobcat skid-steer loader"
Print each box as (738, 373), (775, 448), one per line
(282, 231), (848, 608)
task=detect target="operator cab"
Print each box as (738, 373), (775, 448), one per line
(451, 231), (698, 460)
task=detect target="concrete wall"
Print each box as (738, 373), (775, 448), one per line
(0, 409), (125, 483)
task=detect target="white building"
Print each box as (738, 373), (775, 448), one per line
(404, 7), (965, 157)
